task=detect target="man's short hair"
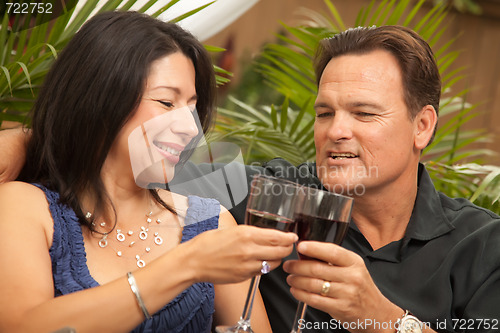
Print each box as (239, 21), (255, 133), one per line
(314, 26), (441, 143)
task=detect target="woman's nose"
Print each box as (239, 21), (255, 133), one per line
(170, 106), (200, 140)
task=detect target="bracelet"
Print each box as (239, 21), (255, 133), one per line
(127, 272), (152, 320)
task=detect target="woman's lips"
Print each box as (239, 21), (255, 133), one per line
(153, 141), (184, 164)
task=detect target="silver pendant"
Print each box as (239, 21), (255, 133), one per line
(99, 235), (108, 248)
(136, 255), (146, 268)
(139, 226), (148, 240)
(116, 229), (125, 242)
(154, 232), (163, 245)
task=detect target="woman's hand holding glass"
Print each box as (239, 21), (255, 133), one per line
(183, 224), (297, 285)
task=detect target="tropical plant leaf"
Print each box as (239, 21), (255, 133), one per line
(211, 96), (315, 165)
(168, 1), (214, 23)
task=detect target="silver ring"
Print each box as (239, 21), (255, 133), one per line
(261, 261), (271, 274)
(320, 281), (331, 296)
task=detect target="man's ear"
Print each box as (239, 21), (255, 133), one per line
(414, 105), (438, 150)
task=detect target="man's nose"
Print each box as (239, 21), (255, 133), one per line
(326, 111), (353, 142)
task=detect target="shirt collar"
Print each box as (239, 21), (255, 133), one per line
(403, 163), (455, 241)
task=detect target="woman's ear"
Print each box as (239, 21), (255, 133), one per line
(414, 105), (438, 150)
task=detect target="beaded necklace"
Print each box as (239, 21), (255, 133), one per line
(87, 210), (164, 268)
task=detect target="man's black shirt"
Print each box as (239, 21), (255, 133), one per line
(174, 159), (500, 332)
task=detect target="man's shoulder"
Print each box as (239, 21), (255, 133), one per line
(438, 191), (500, 230)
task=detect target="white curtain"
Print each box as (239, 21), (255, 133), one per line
(72, 0), (259, 41)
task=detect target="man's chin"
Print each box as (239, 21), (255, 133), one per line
(319, 177), (367, 197)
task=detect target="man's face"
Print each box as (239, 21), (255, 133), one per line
(314, 49), (420, 197)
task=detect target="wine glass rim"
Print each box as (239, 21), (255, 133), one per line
(251, 174), (304, 188)
(303, 186), (354, 201)
(251, 174), (354, 202)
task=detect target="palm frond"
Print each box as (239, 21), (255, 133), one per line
(211, 96), (315, 165)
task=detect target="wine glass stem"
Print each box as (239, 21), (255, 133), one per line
(290, 301), (308, 333)
(240, 275), (261, 323)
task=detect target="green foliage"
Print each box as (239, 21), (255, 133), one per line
(0, 0), (223, 126)
(433, 0), (482, 15)
(212, 0), (499, 212)
(211, 95), (316, 163)
(426, 161), (500, 214)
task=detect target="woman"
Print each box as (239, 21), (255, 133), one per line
(0, 11), (297, 333)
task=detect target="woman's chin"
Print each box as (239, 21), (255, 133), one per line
(135, 162), (175, 188)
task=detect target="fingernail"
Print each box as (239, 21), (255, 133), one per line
(282, 261), (289, 272)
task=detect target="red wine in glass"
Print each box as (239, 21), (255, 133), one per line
(217, 174), (304, 333)
(247, 209), (297, 232)
(290, 188), (353, 333)
(295, 213), (349, 260)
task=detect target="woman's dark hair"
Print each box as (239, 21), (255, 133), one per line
(19, 11), (216, 230)
(314, 25), (441, 145)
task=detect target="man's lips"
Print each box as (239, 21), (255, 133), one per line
(328, 152), (358, 160)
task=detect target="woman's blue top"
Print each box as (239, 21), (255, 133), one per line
(36, 185), (220, 333)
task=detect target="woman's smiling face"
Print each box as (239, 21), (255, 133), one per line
(109, 52), (200, 187)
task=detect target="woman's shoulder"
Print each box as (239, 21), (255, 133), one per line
(157, 189), (190, 216)
(0, 181), (49, 206)
(0, 181), (58, 217)
(0, 181), (54, 244)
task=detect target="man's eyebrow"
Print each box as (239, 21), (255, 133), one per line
(346, 101), (382, 110)
(313, 102), (330, 109)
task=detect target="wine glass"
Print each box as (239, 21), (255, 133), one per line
(216, 174), (304, 333)
(290, 187), (354, 333)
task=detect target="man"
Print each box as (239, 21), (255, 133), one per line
(256, 26), (500, 333)
(1, 26), (499, 332)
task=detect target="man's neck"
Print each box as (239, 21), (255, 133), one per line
(351, 172), (418, 251)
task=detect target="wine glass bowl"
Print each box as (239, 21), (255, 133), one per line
(290, 187), (353, 333)
(295, 187), (352, 258)
(216, 174), (304, 333)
